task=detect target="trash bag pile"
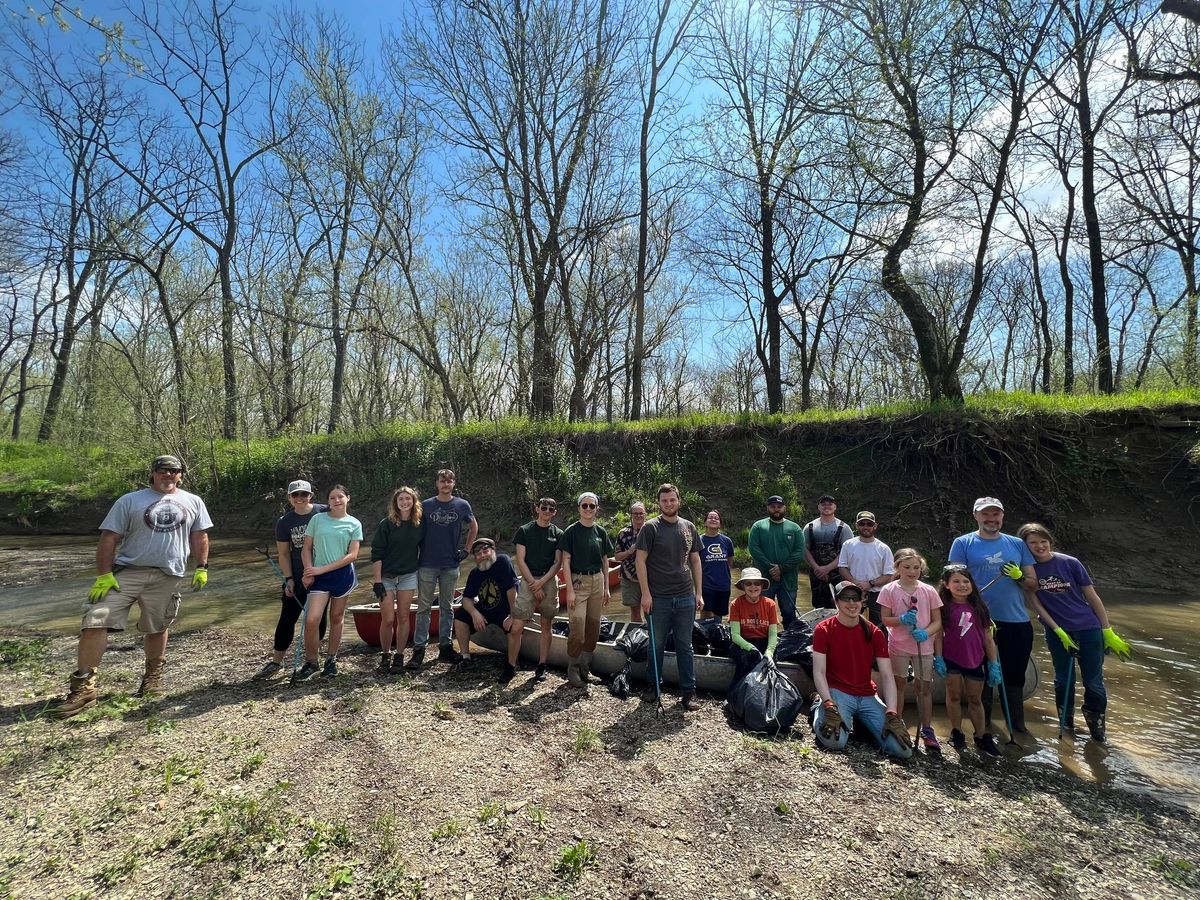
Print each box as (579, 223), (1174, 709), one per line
(614, 623), (650, 662)
(727, 657), (806, 735)
(773, 619), (816, 675)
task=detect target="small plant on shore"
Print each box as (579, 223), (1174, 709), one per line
(307, 860), (358, 899)
(330, 725), (360, 740)
(553, 840), (597, 881)
(69, 693), (142, 725)
(178, 788), (290, 869)
(774, 801), (792, 817)
(95, 847), (143, 888)
(303, 820), (351, 859)
(477, 800), (503, 825)
(160, 753), (203, 792)
(0, 638), (50, 671)
(431, 819), (461, 840)
(369, 859), (424, 899)
(432, 701), (455, 720)
(573, 724), (602, 757)
(527, 805), (548, 830)
(1150, 853), (1195, 886)
(238, 750), (267, 779)
(145, 714), (176, 734)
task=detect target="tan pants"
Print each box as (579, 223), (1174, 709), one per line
(567, 571), (606, 658)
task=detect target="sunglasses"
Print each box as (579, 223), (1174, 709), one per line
(156, 468), (182, 474)
(579, 503), (597, 510)
(538, 504), (557, 511)
(836, 594), (864, 602)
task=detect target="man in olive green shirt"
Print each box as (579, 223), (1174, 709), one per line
(747, 495), (806, 628)
(513, 497), (564, 681)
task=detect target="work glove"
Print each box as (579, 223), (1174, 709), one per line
(986, 660), (1003, 687)
(911, 627), (929, 643)
(818, 700), (844, 741)
(933, 656), (947, 677)
(1102, 627), (1132, 660)
(456, 549), (469, 563)
(373, 582), (386, 600)
(1001, 562), (1024, 581)
(899, 609), (918, 627)
(191, 567), (208, 591)
(1053, 627), (1080, 653)
(88, 572), (120, 603)
(883, 710), (913, 751)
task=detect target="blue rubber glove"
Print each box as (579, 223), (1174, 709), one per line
(986, 660), (1003, 687)
(911, 627), (929, 643)
(899, 609), (918, 626)
(933, 656), (947, 677)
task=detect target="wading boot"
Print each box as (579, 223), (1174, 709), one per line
(1083, 708), (1107, 743)
(405, 645), (426, 671)
(136, 657), (165, 698)
(566, 657), (583, 687)
(52, 670), (98, 719)
(1004, 685), (1028, 734)
(578, 652), (594, 684)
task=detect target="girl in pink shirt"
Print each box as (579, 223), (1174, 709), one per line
(878, 548), (943, 751)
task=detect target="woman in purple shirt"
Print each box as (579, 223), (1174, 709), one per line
(1018, 523), (1132, 744)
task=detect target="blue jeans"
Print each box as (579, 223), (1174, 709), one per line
(812, 688), (913, 760)
(650, 594), (697, 693)
(1044, 626), (1106, 715)
(416, 566), (458, 648)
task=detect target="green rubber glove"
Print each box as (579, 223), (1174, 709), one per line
(1053, 627), (1080, 652)
(1102, 627), (1131, 660)
(191, 567), (208, 592)
(1001, 562), (1023, 581)
(88, 572), (120, 603)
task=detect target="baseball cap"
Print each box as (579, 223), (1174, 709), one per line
(287, 480), (313, 495)
(834, 581), (864, 599)
(767, 495), (785, 504)
(471, 537), (496, 552)
(973, 497), (1004, 513)
(855, 511), (876, 524)
(151, 455), (183, 472)
(817, 493), (836, 504)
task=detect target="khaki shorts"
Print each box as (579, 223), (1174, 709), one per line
(619, 575), (642, 608)
(516, 578), (559, 620)
(890, 650), (934, 682)
(81, 566), (183, 634)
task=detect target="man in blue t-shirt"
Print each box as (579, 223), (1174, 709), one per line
(412, 469), (478, 668)
(947, 496), (1037, 733)
(452, 538), (522, 683)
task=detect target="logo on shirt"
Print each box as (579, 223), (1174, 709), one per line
(428, 507), (461, 527)
(142, 497), (190, 534)
(956, 609), (974, 638)
(1038, 575), (1072, 594)
(289, 524), (309, 550)
(984, 550), (1005, 566)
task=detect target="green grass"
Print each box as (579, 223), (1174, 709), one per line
(552, 840), (597, 882)
(0, 638), (50, 670)
(572, 724), (602, 758)
(430, 819), (461, 841)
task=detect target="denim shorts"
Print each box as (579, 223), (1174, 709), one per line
(382, 572), (418, 592)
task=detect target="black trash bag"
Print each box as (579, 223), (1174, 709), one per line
(609, 659), (633, 698)
(727, 657), (806, 735)
(698, 618), (732, 657)
(597, 618), (621, 643)
(551, 619), (571, 637)
(663, 621), (712, 654)
(774, 620), (815, 675)
(615, 624), (650, 662)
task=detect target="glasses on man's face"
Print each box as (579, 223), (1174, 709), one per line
(290, 492), (312, 498)
(580, 503), (597, 510)
(539, 504), (556, 512)
(157, 468), (182, 475)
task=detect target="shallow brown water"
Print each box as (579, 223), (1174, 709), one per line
(4, 536), (1197, 809)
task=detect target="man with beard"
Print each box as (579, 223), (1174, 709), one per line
(451, 538), (522, 683)
(803, 493), (851, 609)
(414, 469), (477, 668)
(747, 495), (806, 627)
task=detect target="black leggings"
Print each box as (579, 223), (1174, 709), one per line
(273, 588), (328, 653)
(982, 619), (1033, 721)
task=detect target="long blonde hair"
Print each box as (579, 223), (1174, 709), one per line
(389, 486), (422, 526)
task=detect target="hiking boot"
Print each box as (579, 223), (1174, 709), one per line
(950, 728), (967, 751)
(52, 670), (98, 719)
(975, 733), (1001, 758)
(566, 660), (583, 686)
(578, 652), (593, 684)
(1083, 708), (1107, 743)
(1004, 685), (1028, 734)
(405, 645), (426, 670)
(453, 654), (472, 672)
(136, 657), (166, 697)
(534, 662), (547, 682)
(438, 644), (457, 663)
(252, 660), (283, 681)
(640, 684), (660, 704)
(920, 726), (941, 752)
(292, 660), (320, 683)
(390, 652), (407, 675)
(680, 692), (701, 712)
(499, 662), (517, 684)
(321, 656), (338, 678)
(377, 652), (392, 674)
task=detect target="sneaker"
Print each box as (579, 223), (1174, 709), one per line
(252, 660), (283, 681)
(1083, 709), (1107, 743)
(680, 692), (701, 712)
(975, 733), (1001, 757)
(291, 661), (320, 683)
(377, 652), (392, 673)
(405, 646), (426, 671)
(534, 663), (547, 682)
(136, 657), (166, 697)
(321, 656), (338, 678)
(453, 654), (472, 671)
(950, 728), (967, 751)
(438, 644), (458, 663)
(920, 726), (941, 752)
(51, 670), (98, 719)
(499, 662), (517, 684)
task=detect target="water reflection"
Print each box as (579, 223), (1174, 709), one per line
(4, 537), (1197, 809)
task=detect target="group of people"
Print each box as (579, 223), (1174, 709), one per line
(51, 456), (1133, 768)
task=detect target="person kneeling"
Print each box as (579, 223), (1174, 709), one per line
(452, 538), (524, 684)
(727, 567), (780, 689)
(809, 581), (913, 760)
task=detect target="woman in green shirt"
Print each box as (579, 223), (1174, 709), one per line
(559, 492), (614, 689)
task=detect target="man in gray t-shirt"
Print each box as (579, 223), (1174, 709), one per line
(635, 483), (704, 711)
(52, 455), (213, 719)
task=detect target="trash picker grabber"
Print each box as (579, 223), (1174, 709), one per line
(996, 669), (1020, 748)
(257, 546), (287, 585)
(645, 608), (664, 717)
(1058, 651), (1076, 740)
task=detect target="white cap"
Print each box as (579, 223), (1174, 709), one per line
(287, 479), (313, 495)
(973, 497), (1004, 512)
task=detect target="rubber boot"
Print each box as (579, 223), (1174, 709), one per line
(1004, 684), (1028, 734)
(566, 656), (583, 686)
(136, 657), (165, 697)
(52, 670), (98, 719)
(1083, 708), (1107, 743)
(578, 652), (593, 684)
